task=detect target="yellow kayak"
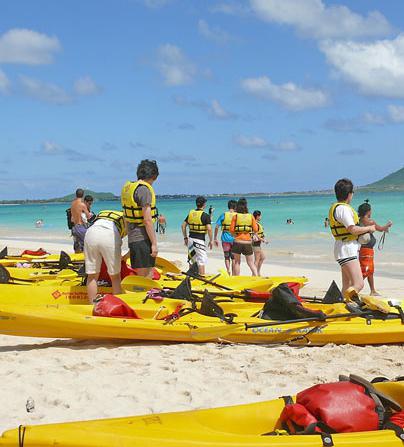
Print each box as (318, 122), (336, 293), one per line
(0, 300), (401, 345)
(4, 267), (78, 282)
(0, 378), (402, 446)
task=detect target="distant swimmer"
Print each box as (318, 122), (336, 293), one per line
(328, 178), (375, 296)
(358, 201), (392, 296)
(324, 217), (329, 228)
(286, 218), (294, 224)
(182, 196), (212, 275)
(35, 219), (44, 228)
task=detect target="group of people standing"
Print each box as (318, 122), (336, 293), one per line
(68, 161), (392, 302)
(182, 196), (268, 277)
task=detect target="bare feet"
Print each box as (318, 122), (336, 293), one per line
(370, 291), (381, 296)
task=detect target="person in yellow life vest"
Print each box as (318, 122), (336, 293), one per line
(252, 210), (268, 276)
(181, 196), (213, 275)
(84, 210), (128, 303)
(329, 178), (375, 296)
(229, 198), (258, 276)
(121, 159), (159, 278)
(213, 199), (237, 275)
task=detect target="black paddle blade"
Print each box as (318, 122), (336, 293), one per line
(0, 247), (7, 259)
(170, 276), (193, 301)
(58, 251), (72, 270)
(323, 280), (344, 304)
(0, 264), (10, 283)
(186, 262), (199, 277)
(76, 264), (86, 277)
(200, 290), (226, 319)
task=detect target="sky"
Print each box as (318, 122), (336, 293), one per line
(0, 0), (404, 199)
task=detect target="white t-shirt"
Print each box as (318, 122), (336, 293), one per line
(333, 204), (359, 261)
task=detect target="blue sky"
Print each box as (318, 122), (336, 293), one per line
(0, 0), (404, 199)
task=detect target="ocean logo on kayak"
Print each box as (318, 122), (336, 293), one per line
(52, 290), (62, 299)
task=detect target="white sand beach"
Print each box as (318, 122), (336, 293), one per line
(0, 238), (403, 433)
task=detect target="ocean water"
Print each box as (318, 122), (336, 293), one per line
(0, 191), (403, 277)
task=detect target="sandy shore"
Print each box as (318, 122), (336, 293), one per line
(0, 238), (403, 433)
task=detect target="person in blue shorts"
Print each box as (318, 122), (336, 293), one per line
(214, 200), (237, 275)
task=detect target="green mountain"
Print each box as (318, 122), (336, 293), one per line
(49, 190), (119, 202)
(362, 167), (404, 191)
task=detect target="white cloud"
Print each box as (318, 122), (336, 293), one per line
(320, 35), (404, 98)
(209, 99), (236, 119)
(234, 135), (300, 151)
(73, 76), (101, 96)
(241, 76), (328, 111)
(0, 69), (10, 94)
(362, 112), (385, 125)
(250, 0), (392, 39)
(198, 20), (232, 44)
(19, 76), (72, 104)
(388, 105), (404, 123)
(0, 28), (61, 65)
(234, 135), (270, 148)
(210, 2), (250, 16)
(42, 141), (62, 154)
(156, 44), (197, 86)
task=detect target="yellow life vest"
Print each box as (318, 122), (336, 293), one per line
(95, 210), (127, 238)
(187, 209), (207, 234)
(221, 211), (236, 232)
(328, 202), (359, 241)
(257, 222), (265, 238)
(234, 213), (253, 234)
(121, 180), (157, 225)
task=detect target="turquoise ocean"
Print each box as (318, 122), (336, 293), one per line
(0, 191), (403, 278)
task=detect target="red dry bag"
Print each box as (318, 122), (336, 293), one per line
(93, 294), (140, 319)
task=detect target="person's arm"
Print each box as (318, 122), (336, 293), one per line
(207, 224), (213, 249)
(337, 206), (375, 235)
(181, 220), (188, 246)
(143, 206), (158, 257)
(365, 217), (393, 232)
(214, 225), (220, 247)
(80, 203), (91, 219)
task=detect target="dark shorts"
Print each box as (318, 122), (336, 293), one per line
(129, 240), (156, 269)
(221, 242), (234, 260)
(232, 242), (253, 257)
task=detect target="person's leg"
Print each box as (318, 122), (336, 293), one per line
(245, 254), (258, 276)
(129, 240), (155, 278)
(341, 267), (350, 293)
(341, 259), (364, 295)
(367, 274), (379, 295)
(110, 273), (122, 295)
(233, 253), (241, 276)
(87, 273), (100, 303)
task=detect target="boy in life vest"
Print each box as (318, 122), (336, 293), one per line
(182, 196), (213, 275)
(121, 160), (159, 278)
(252, 210), (268, 276)
(328, 179), (375, 296)
(213, 199), (237, 275)
(229, 197), (258, 276)
(84, 210), (127, 302)
(358, 201), (392, 296)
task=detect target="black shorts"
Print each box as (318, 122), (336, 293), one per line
(129, 240), (156, 269)
(232, 242), (253, 256)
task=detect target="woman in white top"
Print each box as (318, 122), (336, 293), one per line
(328, 179), (375, 296)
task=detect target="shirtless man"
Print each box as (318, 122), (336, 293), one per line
(71, 188), (91, 253)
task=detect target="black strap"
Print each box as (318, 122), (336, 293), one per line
(321, 432), (334, 446)
(385, 422), (404, 441)
(18, 425), (26, 447)
(281, 395), (294, 405)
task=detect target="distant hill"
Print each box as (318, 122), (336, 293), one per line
(49, 190), (119, 202)
(362, 167), (404, 191)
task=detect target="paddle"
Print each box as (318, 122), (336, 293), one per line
(155, 256), (181, 274)
(190, 311), (374, 341)
(181, 270), (233, 291)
